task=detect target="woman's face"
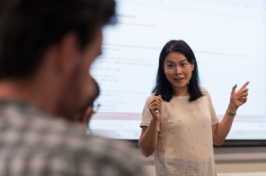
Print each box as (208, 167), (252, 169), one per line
(164, 52), (194, 95)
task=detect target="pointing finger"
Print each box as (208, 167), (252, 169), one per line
(240, 81), (249, 90)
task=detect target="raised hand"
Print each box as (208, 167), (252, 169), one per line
(149, 95), (163, 121)
(229, 81), (249, 112)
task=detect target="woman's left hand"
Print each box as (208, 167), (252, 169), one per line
(229, 81), (249, 112)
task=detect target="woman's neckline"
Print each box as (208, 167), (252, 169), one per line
(172, 95), (189, 99)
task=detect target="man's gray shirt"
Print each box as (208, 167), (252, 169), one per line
(0, 101), (146, 176)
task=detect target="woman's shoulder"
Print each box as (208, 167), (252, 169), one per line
(199, 86), (209, 95)
(146, 93), (155, 101)
(199, 86), (213, 100)
(143, 93), (156, 106)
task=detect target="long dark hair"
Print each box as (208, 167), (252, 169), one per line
(152, 40), (203, 102)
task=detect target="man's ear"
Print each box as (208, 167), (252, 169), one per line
(55, 32), (80, 75)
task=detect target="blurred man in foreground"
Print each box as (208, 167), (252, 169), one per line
(0, 0), (146, 175)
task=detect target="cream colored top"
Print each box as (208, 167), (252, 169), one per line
(140, 87), (219, 176)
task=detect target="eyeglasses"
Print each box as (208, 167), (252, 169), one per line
(86, 103), (101, 135)
(92, 103), (101, 114)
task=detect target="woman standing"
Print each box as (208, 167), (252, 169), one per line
(138, 40), (249, 176)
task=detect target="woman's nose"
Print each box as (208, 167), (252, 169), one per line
(174, 67), (182, 75)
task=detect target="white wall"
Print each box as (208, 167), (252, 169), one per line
(135, 147), (266, 175)
(215, 147), (266, 175)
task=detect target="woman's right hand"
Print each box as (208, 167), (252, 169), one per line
(148, 95), (162, 121)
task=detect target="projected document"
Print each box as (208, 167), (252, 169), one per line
(89, 0), (266, 140)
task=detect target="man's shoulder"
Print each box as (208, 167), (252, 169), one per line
(44, 130), (147, 176)
(0, 101), (146, 176)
